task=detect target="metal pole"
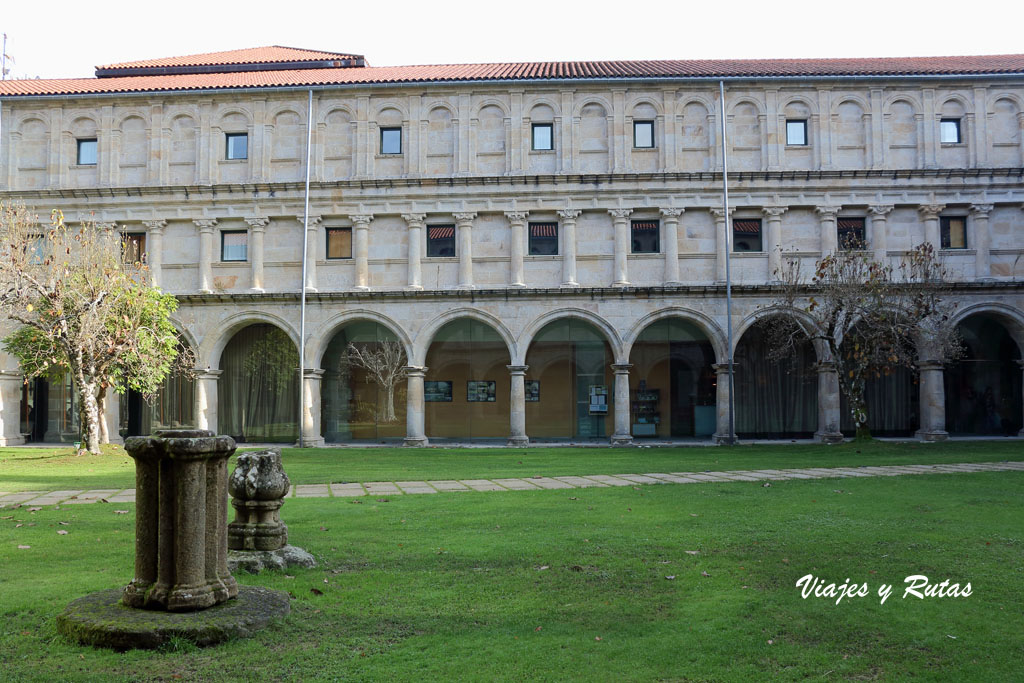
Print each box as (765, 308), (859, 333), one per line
(298, 89), (313, 447)
(719, 80), (736, 445)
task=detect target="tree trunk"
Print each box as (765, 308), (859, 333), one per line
(78, 381), (102, 453)
(97, 385), (109, 445)
(383, 383), (397, 423)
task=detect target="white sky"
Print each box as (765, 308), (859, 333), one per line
(2, 0), (1021, 80)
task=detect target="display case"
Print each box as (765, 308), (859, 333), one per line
(631, 386), (660, 437)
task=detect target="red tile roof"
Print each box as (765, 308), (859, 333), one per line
(3, 53), (1023, 98)
(96, 46), (364, 70)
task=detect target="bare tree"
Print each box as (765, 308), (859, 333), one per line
(344, 340), (407, 423)
(761, 243), (960, 439)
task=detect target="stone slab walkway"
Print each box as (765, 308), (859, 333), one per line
(2, 461), (1022, 508)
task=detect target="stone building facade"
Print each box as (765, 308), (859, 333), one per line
(0, 47), (1022, 446)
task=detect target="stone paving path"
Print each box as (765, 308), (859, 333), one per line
(2, 461), (1022, 508)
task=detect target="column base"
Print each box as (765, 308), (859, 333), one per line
(455, 284), (476, 290)
(915, 429), (949, 442)
(663, 280), (683, 287)
(508, 282), (527, 288)
(199, 289), (213, 295)
(560, 281), (580, 288)
(814, 431), (844, 444)
(610, 434), (633, 446)
(297, 436), (325, 448)
(353, 286), (370, 292)
(303, 287), (318, 294)
(712, 432), (737, 445)
(0, 435), (26, 446)
(612, 281), (631, 288)
(248, 288), (265, 293)
(507, 435), (530, 447)
(404, 437), (429, 447)
(405, 284), (423, 291)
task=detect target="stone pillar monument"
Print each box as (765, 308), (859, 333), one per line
(122, 429), (238, 611)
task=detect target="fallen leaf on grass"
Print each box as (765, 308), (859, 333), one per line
(684, 550), (699, 555)
(57, 530), (68, 535)
(762, 482), (771, 488)
(28, 507), (41, 512)
(350, 500), (362, 504)
(17, 545), (30, 549)
(323, 578), (329, 584)
(535, 626), (542, 632)
(310, 588), (324, 596)
(58, 521), (69, 525)
(701, 571), (711, 577)
(284, 575), (295, 579)
(781, 558), (789, 564)
(569, 497), (578, 501)
(767, 639), (774, 645)
(947, 634), (957, 639)
(690, 514), (698, 517)
(536, 565), (549, 571)
(113, 510), (128, 515)
(1, 515), (12, 519)
(15, 523), (22, 528)
(570, 565), (583, 572)
(376, 498), (390, 503)
(594, 636), (602, 642)
(319, 526), (328, 531)
(665, 575), (676, 580)
(98, 499), (109, 504)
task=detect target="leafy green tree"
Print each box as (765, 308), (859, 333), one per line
(0, 202), (185, 453)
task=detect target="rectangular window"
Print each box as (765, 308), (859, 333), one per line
(326, 227), (352, 259)
(77, 138), (98, 165)
(786, 120), (808, 146)
(940, 216), (967, 249)
(837, 217), (866, 250)
(221, 230), (248, 262)
(733, 219), (763, 252)
(426, 225), (456, 257)
(633, 120), (654, 148)
(380, 127), (402, 154)
(631, 220), (660, 254)
(940, 119), (962, 144)
(532, 123), (553, 151)
(225, 133), (248, 160)
(122, 232), (147, 264)
(528, 222), (559, 256)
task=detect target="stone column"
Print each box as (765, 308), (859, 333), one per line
(558, 209), (581, 287)
(610, 363), (633, 445)
(712, 363), (735, 444)
(660, 208), (683, 285)
(505, 211), (528, 288)
(868, 205), (893, 264)
(916, 360), (948, 441)
(763, 206), (787, 281)
(403, 366), (428, 446)
(814, 360), (843, 443)
(1018, 360), (1024, 437)
(918, 204), (945, 252)
(507, 365), (529, 446)
(454, 212), (477, 289)
(103, 390), (124, 445)
(195, 370), (221, 433)
(193, 219), (217, 293)
(0, 371), (26, 446)
(297, 215), (322, 292)
(970, 203), (994, 279)
(350, 214), (373, 291)
(245, 217), (268, 292)
(403, 213), (425, 290)
(710, 208), (733, 283)
(816, 206), (840, 257)
(301, 369), (325, 447)
(609, 209), (633, 287)
(142, 220), (166, 289)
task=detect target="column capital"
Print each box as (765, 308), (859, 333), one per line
(402, 213), (426, 228)
(557, 208), (582, 220)
(815, 206), (841, 220)
(709, 207), (735, 220)
(868, 205), (894, 217)
(917, 204), (945, 219)
(244, 217), (269, 230)
(349, 214), (374, 226)
(608, 208), (633, 220)
(453, 212), (477, 225)
(403, 365), (428, 378)
(506, 364), (529, 375)
(970, 203), (994, 216)
(712, 362), (734, 375)
(193, 218), (218, 232)
(296, 215), (323, 227)
(762, 206), (788, 219)
(142, 219), (168, 232)
(659, 207), (685, 219)
(916, 360), (944, 371)
(814, 360), (838, 373)
(302, 368), (326, 380)
(504, 211), (529, 223)
(195, 369), (223, 380)
(610, 363), (632, 374)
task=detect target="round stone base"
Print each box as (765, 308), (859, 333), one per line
(56, 586), (290, 650)
(228, 545), (318, 574)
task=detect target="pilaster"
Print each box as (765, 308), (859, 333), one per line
(505, 211), (529, 288)
(349, 214), (374, 290)
(193, 218), (217, 294)
(917, 204), (945, 252)
(609, 208), (633, 287)
(297, 215), (322, 291)
(867, 205), (893, 264)
(815, 206), (840, 256)
(244, 217), (269, 292)
(970, 203), (994, 280)
(660, 208), (683, 285)
(762, 206), (788, 281)
(454, 212), (477, 289)
(402, 213), (426, 290)
(558, 209), (581, 287)
(142, 219), (167, 289)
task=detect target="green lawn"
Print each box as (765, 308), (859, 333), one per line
(1, 471), (1021, 680)
(1, 439), (1022, 493)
